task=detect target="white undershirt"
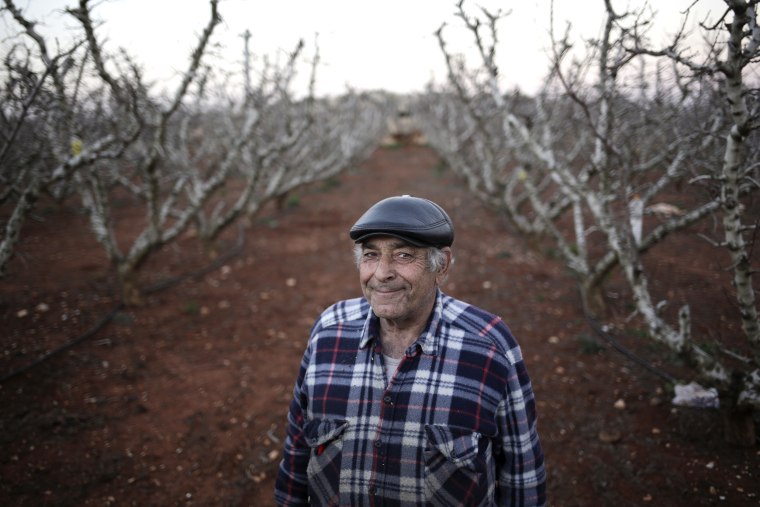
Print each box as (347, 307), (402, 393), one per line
(383, 354), (402, 378)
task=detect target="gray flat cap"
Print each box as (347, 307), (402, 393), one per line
(349, 195), (454, 247)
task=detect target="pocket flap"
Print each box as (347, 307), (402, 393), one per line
(425, 425), (480, 464)
(303, 419), (349, 448)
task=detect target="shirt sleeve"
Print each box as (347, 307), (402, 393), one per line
(495, 355), (547, 507)
(274, 339), (313, 506)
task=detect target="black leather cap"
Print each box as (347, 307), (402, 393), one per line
(349, 195), (454, 247)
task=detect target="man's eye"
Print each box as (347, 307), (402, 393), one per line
(395, 252), (415, 262)
(362, 251), (378, 259)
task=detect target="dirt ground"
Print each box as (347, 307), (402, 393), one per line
(1, 143), (758, 506)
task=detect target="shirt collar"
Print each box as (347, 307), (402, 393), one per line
(359, 289), (443, 357)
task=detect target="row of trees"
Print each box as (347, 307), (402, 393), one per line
(415, 0), (759, 421)
(2, 0), (757, 438)
(0, 0), (390, 303)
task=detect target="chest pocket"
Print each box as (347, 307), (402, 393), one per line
(303, 419), (349, 507)
(424, 425), (494, 507)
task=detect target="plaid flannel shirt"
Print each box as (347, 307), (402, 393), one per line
(275, 290), (546, 506)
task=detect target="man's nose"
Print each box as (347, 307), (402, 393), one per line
(373, 254), (396, 280)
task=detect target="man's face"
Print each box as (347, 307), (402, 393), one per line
(358, 236), (449, 327)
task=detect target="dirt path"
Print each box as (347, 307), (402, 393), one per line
(1, 144), (757, 506)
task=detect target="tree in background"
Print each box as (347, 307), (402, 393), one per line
(0, 0), (143, 278)
(417, 0), (759, 440)
(0, 0), (390, 304)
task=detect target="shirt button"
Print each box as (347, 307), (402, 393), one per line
(383, 395), (392, 404)
(369, 485), (377, 495)
(374, 440), (382, 448)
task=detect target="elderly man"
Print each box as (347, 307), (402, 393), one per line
(275, 195), (546, 506)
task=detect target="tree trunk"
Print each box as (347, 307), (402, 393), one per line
(118, 266), (143, 306)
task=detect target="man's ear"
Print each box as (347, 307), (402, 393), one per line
(436, 247), (453, 284)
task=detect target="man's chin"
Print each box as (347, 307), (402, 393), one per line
(369, 302), (404, 320)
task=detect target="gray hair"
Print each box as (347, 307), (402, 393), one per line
(352, 244), (452, 273)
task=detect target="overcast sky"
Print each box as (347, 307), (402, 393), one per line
(7, 0), (720, 96)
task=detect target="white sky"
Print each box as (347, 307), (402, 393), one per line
(5, 0), (721, 96)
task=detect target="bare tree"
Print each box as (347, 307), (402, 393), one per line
(2, 0), (390, 306)
(419, 0), (760, 417)
(172, 38), (389, 251)
(0, 0), (141, 277)
(267, 90), (390, 207)
(63, 0), (222, 304)
(629, 0), (760, 347)
(163, 35), (317, 251)
(627, 0), (760, 413)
